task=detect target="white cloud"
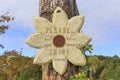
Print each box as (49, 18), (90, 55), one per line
(76, 0), (120, 46)
(0, 0), (39, 31)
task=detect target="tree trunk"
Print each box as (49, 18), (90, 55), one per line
(39, 0), (80, 80)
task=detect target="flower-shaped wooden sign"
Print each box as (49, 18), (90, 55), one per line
(26, 7), (91, 75)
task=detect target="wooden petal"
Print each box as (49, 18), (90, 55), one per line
(26, 32), (52, 48)
(52, 7), (68, 28)
(33, 17), (52, 33)
(67, 16), (84, 33)
(52, 54), (67, 75)
(66, 47), (86, 66)
(66, 33), (91, 48)
(33, 47), (54, 65)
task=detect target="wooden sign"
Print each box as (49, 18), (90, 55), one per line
(26, 7), (91, 75)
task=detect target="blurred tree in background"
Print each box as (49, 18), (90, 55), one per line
(0, 50), (42, 80)
(99, 56), (120, 80)
(88, 56), (100, 80)
(0, 12), (14, 49)
(0, 50), (120, 80)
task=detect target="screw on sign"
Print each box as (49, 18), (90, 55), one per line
(26, 7), (91, 75)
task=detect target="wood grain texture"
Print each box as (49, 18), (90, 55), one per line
(39, 0), (79, 20)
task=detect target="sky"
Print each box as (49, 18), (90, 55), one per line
(0, 0), (120, 57)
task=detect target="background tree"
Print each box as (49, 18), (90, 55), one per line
(1, 51), (120, 80)
(0, 12), (14, 48)
(88, 56), (100, 80)
(0, 50), (42, 80)
(99, 56), (120, 80)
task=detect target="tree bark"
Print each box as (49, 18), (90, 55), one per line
(39, 0), (80, 80)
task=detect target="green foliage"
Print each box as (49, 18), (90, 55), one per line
(0, 50), (42, 80)
(80, 44), (93, 54)
(70, 70), (88, 80)
(1, 50), (120, 80)
(99, 56), (120, 80)
(13, 64), (42, 80)
(84, 55), (120, 80)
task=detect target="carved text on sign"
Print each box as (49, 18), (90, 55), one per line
(45, 27), (77, 34)
(26, 7), (91, 75)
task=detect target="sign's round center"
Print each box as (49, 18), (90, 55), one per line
(53, 35), (65, 47)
